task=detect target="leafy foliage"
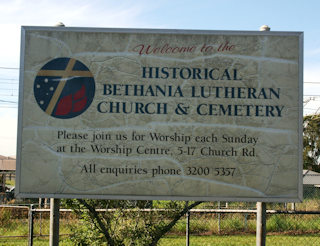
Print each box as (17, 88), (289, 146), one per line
(64, 199), (202, 246)
(303, 114), (320, 171)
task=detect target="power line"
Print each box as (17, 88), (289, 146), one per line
(0, 66), (19, 70)
(0, 88), (18, 91)
(0, 94), (18, 97)
(0, 82), (19, 85)
(0, 105), (18, 108)
(0, 99), (17, 104)
(0, 78), (19, 81)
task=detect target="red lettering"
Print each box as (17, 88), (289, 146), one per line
(200, 44), (206, 52)
(217, 41), (235, 52)
(190, 46), (196, 52)
(160, 44), (169, 53)
(133, 44), (145, 55)
(153, 47), (160, 54)
(132, 43), (196, 55)
(145, 45), (153, 54)
(172, 47), (179, 53)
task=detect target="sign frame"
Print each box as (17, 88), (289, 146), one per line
(16, 26), (303, 202)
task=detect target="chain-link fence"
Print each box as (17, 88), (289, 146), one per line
(1, 199), (320, 245)
(1, 175), (320, 245)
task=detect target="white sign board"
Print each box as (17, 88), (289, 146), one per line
(16, 27), (303, 202)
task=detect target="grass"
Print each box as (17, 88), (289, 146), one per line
(5, 178), (15, 187)
(1, 199), (320, 245)
(159, 235), (256, 246)
(267, 214), (320, 233)
(169, 213), (257, 235)
(0, 218), (74, 238)
(1, 235), (320, 246)
(0, 236), (73, 246)
(3, 174), (15, 187)
(159, 235), (320, 246)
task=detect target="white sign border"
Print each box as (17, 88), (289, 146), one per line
(16, 26), (303, 202)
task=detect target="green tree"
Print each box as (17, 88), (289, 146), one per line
(64, 199), (201, 246)
(303, 114), (320, 172)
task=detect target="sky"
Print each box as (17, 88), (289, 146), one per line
(0, 0), (319, 156)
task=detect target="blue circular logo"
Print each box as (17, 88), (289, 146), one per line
(34, 57), (95, 119)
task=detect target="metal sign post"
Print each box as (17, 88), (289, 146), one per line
(28, 204), (34, 246)
(49, 198), (60, 246)
(256, 202), (266, 246)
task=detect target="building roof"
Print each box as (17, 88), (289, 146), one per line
(0, 155), (16, 171)
(303, 169), (320, 185)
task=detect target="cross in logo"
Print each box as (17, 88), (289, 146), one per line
(36, 58), (93, 115)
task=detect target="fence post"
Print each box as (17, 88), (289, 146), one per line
(28, 204), (34, 246)
(49, 198), (60, 246)
(186, 210), (190, 246)
(0, 173), (6, 204)
(244, 213), (248, 231)
(256, 202), (266, 246)
(218, 201), (221, 234)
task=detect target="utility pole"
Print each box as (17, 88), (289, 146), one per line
(256, 24), (270, 246)
(49, 22), (64, 246)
